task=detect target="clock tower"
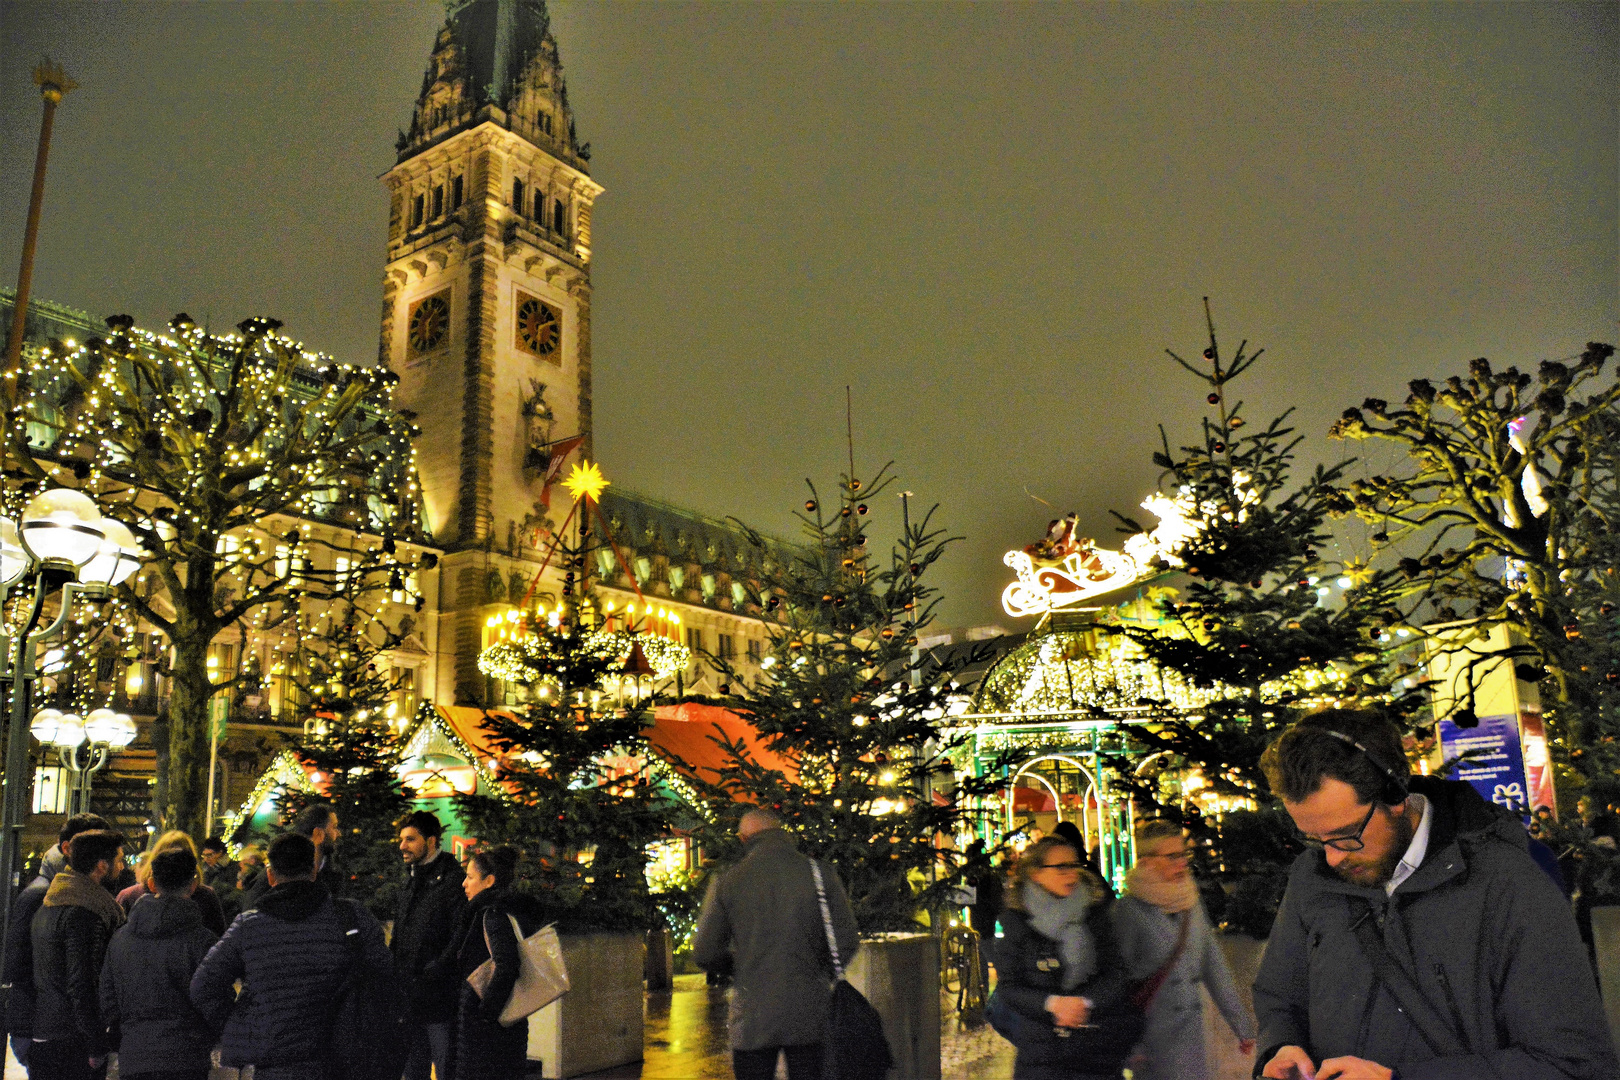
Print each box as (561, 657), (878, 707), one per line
(383, 0), (602, 702)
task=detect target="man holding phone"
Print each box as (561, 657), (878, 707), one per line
(1252, 710), (1615, 1080)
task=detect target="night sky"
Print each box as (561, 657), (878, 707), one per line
(2, 2), (1614, 628)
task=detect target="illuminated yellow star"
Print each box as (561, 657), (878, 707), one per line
(561, 460), (610, 504)
(1344, 558), (1374, 586)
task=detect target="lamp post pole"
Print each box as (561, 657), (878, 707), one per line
(0, 490), (143, 1017)
(3, 59), (77, 431)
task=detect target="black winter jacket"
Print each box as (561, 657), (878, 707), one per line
(993, 885), (1131, 1079)
(1253, 776), (1620, 1079)
(3, 878), (50, 1038)
(451, 888), (544, 1080)
(99, 893), (218, 1074)
(30, 898), (116, 1053)
(189, 878), (390, 1069)
(392, 850), (467, 1022)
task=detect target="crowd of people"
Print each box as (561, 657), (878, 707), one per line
(688, 710), (1619, 1080)
(0, 806), (537, 1080)
(962, 709), (1619, 1080)
(2, 706), (1617, 1080)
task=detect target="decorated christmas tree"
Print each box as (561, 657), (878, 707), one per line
(1103, 304), (1405, 934)
(691, 464), (1014, 933)
(457, 462), (680, 932)
(277, 598), (416, 913)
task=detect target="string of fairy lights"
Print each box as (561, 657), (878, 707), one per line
(7, 313), (431, 729)
(477, 625), (691, 684)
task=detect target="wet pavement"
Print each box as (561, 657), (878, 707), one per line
(13, 945), (1259, 1080)
(579, 974), (1016, 1080)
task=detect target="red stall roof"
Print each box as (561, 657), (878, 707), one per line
(646, 702), (797, 791)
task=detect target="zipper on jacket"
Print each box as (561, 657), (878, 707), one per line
(1433, 963), (1474, 1055)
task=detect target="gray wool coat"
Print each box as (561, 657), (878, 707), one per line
(1113, 895), (1255, 1080)
(691, 828), (860, 1051)
(1253, 776), (1619, 1079)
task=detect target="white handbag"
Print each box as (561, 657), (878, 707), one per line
(466, 912), (570, 1026)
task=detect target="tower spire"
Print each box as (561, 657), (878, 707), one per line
(399, 0), (589, 168)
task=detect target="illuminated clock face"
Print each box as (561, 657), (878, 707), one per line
(408, 294), (450, 354)
(515, 295), (561, 358)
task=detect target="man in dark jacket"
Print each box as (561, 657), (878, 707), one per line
(692, 808), (860, 1080)
(1254, 710), (1618, 1080)
(29, 829), (126, 1080)
(190, 832), (390, 1079)
(99, 847), (218, 1080)
(199, 837), (237, 893)
(392, 809), (466, 1080)
(3, 813), (109, 1071)
(241, 804), (342, 911)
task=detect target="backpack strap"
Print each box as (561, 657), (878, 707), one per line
(808, 860), (844, 981)
(1348, 903), (1465, 1057)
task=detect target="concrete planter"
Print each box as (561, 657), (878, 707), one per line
(846, 932), (941, 1080)
(1595, 906), (1620, 1056)
(527, 931), (646, 1078)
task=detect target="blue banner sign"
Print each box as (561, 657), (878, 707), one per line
(1438, 712), (1528, 820)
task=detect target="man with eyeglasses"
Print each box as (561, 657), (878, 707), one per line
(1251, 709), (1615, 1080)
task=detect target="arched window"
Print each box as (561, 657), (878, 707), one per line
(411, 193), (425, 228)
(432, 184), (444, 219)
(534, 190), (546, 222)
(513, 178), (526, 212)
(451, 175), (464, 210)
(553, 199), (566, 236)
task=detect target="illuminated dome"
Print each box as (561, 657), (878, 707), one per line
(970, 628), (1211, 718)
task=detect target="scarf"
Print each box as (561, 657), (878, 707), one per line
(1021, 880), (1096, 991)
(42, 867), (126, 931)
(1125, 863), (1198, 913)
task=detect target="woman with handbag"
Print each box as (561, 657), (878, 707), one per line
(450, 846), (545, 1079)
(989, 836), (1143, 1080)
(1112, 821), (1256, 1080)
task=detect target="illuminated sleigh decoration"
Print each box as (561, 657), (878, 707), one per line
(1001, 544), (1147, 618)
(999, 487), (1218, 619)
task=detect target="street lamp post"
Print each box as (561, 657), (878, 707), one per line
(29, 707), (138, 814)
(0, 488), (143, 997)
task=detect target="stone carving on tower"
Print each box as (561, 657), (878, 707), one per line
(380, 0), (603, 704)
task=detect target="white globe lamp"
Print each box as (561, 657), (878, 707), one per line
(79, 519), (143, 589)
(20, 489), (106, 569)
(0, 517), (26, 586)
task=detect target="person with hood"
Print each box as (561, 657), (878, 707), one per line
(392, 810), (466, 1080)
(99, 847), (218, 1080)
(448, 845), (545, 1080)
(691, 808), (859, 1080)
(990, 835), (1135, 1080)
(1254, 709), (1619, 1080)
(4, 813), (109, 1071)
(114, 831), (227, 936)
(29, 829), (126, 1080)
(1113, 820), (1255, 1080)
(189, 832), (389, 1080)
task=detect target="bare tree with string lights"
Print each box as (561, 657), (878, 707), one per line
(14, 312), (432, 837)
(1331, 342), (1620, 786)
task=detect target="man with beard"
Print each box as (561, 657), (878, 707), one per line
(1253, 710), (1615, 1080)
(242, 804), (342, 909)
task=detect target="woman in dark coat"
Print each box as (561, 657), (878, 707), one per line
(993, 836), (1134, 1080)
(115, 830), (228, 935)
(450, 845), (545, 1079)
